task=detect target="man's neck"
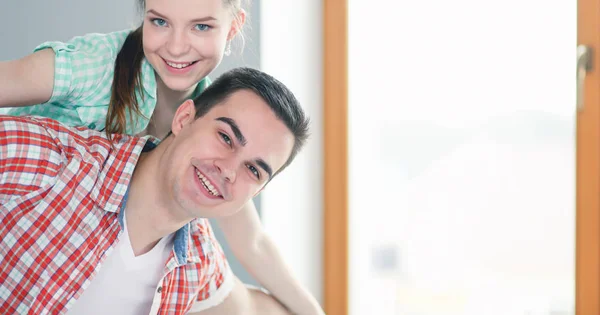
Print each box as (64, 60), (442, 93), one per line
(124, 144), (191, 256)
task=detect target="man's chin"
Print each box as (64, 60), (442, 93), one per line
(196, 205), (242, 219)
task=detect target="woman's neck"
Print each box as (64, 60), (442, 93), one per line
(142, 76), (197, 138)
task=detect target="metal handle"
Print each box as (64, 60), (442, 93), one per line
(577, 45), (593, 111)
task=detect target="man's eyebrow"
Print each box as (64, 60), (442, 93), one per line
(216, 117), (247, 146)
(215, 117), (272, 179)
(255, 158), (273, 180)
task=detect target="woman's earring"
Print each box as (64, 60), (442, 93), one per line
(224, 41), (232, 56)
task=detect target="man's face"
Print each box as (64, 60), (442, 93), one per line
(160, 90), (295, 218)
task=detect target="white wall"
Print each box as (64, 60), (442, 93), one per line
(0, 0), (136, 61)
(259, 0), (324, 304)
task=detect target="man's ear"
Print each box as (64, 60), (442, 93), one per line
(171, 99), (197, 136)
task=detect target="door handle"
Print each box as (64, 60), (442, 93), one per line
(577, 45), (593, 111)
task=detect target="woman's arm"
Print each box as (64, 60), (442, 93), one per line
(215, 201), (325, 315)
(0, 49), (55, 107)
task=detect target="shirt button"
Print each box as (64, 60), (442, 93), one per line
(88, 123), (97, 129)
(157, 286), (163, 294)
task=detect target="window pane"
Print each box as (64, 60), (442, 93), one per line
(348, 1), (576, 314)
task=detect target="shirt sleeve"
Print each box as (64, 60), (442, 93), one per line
(34, 31), (127, 105)
(187, 233), (236, 312)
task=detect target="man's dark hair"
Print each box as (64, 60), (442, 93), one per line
(193, 67), (310, 176)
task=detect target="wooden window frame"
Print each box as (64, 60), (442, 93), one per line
(324, 0), (600, 314)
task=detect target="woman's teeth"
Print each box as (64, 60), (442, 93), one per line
(166, 61), (194, 69)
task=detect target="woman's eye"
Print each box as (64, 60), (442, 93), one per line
(194, 24), (211, 31)
(151, 18), (168, 27)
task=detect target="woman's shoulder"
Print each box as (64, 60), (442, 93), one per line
(85, 29), (135, 50)
(34, 28), (136, 58)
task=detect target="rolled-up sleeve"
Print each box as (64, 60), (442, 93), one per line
(33, 32), (121, 105)
(187, 239), (236, 312)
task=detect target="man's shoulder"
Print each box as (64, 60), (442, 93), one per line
(0, 114), (56, 133)
(0, 115), (145, 176)
(0, 115), (113, 156)
(0, 115), (65, 154)
(0, 115), (146, 211)
(0, 115), (72, 204)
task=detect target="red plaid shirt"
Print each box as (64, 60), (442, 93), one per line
(0, 115), (233, 314)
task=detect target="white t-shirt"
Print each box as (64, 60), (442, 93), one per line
(67, 215), (175, 315)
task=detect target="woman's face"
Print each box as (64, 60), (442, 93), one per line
(142, 0), (241, 93)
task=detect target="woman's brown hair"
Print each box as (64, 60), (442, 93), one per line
(106, 26), (145, 137)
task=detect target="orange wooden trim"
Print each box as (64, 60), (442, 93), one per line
(577, 0), (600, 313)
(323, 0), (349, 314)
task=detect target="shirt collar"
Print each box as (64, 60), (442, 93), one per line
(89, 135), (155, 213)
(117, 185), (192, 265)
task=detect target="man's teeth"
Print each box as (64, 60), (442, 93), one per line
(166, 61), (193, 69)
(195, 169), (220, 196)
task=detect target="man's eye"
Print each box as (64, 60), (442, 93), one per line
(219, 132), (232, 146)
(247, 164), (260, 179)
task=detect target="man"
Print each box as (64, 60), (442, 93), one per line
(0, 67), (309, 315)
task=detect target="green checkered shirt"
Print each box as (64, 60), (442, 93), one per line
(1, 29), (210, 135)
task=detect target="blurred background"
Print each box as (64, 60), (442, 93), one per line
(1, 0), (585, 314)
(346, 1), (576, 314)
